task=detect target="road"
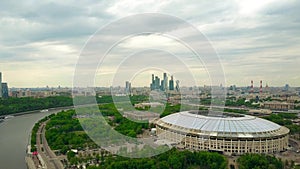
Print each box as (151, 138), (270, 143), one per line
(36, 122), (64, 169)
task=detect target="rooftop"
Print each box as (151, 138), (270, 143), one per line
(159, 110), (282, 134)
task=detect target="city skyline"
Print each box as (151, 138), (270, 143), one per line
(1, 70), (300, 89)
(0, 69), (300, 90)
(1, 1), (300, 87)
(1, 69), (299, 88)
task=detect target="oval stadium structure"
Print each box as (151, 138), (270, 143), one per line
(155, 110), (289, 155)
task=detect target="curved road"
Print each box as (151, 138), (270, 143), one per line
(36, 122), (63, 169)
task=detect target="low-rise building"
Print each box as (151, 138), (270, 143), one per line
(263, 101), (295, 111)
(134, 102), (163, 109)
(249, 109), (272, 116)
(123, 111), (160, 121)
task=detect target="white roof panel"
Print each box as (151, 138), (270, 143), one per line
(161, 111), (281, 134)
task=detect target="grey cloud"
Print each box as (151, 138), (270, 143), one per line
(0, 1), (114, 45)
(0, 0), (299, 87)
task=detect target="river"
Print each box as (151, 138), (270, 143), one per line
(0, 109), (66, 169)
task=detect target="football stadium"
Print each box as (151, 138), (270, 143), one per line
(155, 110), (290, 155)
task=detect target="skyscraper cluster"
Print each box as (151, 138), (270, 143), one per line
(0, 72), (9, 99)
(150, 73), (179, 92)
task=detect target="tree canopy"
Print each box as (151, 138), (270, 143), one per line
(237, 154), (283, 169)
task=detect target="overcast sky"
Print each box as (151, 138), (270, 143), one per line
(0, 0), (299, 88)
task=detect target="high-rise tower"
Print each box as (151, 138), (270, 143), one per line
(169, 75), (174, 90)
(250, 80), (253, 94)
(1, 83), (8, 98)
(125, 81), (131, 94)
(260, 80), (263, 94)
(163, 73), (168, 91)
(155, 76), (160, 90)
(150, 74), (155, 90)
(152, 74), (154, 82)
(175, 80), (180, 92)
(0, 72), (2, 98)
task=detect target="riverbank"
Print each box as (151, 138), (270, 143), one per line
(26, 119), (65, 169)
(0, 106), (74, 119)
(0, 108), (71, 169)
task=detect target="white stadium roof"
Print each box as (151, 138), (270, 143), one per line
(159, 111), (282, 135)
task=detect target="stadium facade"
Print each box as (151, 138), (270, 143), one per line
(155, 110), (289, 155)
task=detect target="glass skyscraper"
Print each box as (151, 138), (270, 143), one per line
(0, 72), (2, 98)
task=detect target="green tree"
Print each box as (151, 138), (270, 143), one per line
(237, 154), (283, 169)
(67, 151), (76, 161)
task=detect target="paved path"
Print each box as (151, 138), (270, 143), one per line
(36, 122), (64, 169)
